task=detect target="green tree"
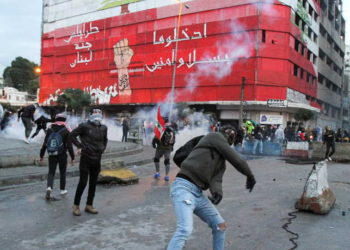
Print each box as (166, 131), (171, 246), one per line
(2, 57), (39, 94)
(294, 109), (314, 122)
(57, 88), (91, 114)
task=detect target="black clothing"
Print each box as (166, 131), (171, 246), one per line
(74, 155), (101, 206)
(71, 120), (108, 207)
(22, 117), (34, 138)
(40, 124), (75, 160)
(18, 104), (36, 121)
(253, 126), (263, 140)
(47, 154), (67, 190)
(122, 119), (129, 142)
(70, 121), (108, 160)
(31, 116), (52, 138)
(323, 130), (335, 143)
(325, 141), (335, 159)
(31, 125), (46, 138)
(35, 115), (52, 127)
(0, 111), (11, 130)
(40, 124), (74, 191)
(323, 129), (336, 159)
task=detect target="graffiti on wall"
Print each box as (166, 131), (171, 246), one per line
(113, 38), (134, 96)
(84, 84), (119, 104)
(64, 22), (100, 68)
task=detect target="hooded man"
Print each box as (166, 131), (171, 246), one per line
(323, 126), (335, 161)
(70, 109), (108, 216)
(167, 125), (256, 250)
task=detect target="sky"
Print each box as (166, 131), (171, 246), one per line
(0, 0), (350, 77)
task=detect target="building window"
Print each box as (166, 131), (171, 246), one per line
(294, 39), (300, 52)
(262, 30), (266, 43)
(294, 64), (299, 76)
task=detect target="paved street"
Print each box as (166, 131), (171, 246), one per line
(1, 156), (349, 250)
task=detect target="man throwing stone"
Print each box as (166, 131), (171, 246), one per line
(167, 125), (256, 250)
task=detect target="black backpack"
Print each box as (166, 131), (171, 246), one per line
(46, 127), (66, 156)
(161, 127), (176, 146)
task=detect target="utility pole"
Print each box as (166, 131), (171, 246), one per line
(239, 77), (246, 127)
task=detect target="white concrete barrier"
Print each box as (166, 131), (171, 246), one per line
(296, 161), (336, 214)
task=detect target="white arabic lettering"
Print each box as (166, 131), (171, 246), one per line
(145, 49), (233, 72)
(153, 23), (207, 47)
(64, 22), (100, 43)
(84, 83), (118, 104)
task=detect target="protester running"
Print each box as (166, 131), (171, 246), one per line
(18, 103), (38, 143)
(31, 115), (52, 138)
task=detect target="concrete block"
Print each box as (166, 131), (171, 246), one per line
(296, 161), (336, 214)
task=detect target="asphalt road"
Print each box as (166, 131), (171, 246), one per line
(0, 157), (349, 250)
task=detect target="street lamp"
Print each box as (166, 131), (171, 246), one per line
(34, 66), (41, 74)
(169, 0), (189, 123)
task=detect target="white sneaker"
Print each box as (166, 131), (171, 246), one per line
(46, 187), (52, 200)
(328, 157), (332, 161)
(24, 138), (30, 144)
(60, 190), (68, 195)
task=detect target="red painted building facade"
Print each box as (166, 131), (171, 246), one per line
(40, 0), (321, 124)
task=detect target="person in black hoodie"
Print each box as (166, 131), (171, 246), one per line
(18, 103), (38, 143)
(323, 126), (336, 161)
(121, 117), (129, 142)
(40, 113), (75, 200)
(31, 115), (52, 138)
(70, 109), (108, 216)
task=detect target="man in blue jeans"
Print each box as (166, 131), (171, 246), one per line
(168, 125), (256, 250)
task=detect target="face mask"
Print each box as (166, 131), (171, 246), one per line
(89, 114), (102, 125)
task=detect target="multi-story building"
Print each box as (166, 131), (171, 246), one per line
(0, 87), (31, 106)
(343, 44), (350, 129)
(39, 0), (344, 127)
(316, 0), (345, 129)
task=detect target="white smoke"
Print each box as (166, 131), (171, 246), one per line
(0, 104), (3, 119)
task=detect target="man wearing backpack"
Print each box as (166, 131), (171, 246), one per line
(71, 109), (108, 216)
(152, 124), (175, 182)
(40, 113), (75, 200)
(167, 125), (256, 250)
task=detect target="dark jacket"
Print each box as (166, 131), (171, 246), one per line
(35, 116), (52, 128)
(323, 130), (335, 143)
(40, 124), (75, 159)
(70, 120), (108, 160)
(18, 105), (36, 121)
(122, 119), (129, 132)
(178, 132), (253, 196)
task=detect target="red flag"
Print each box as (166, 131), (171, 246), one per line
(154, 107), (165, 139)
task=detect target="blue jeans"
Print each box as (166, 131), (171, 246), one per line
(253, 139), (263, 154)
(167, 178), (225, 250)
